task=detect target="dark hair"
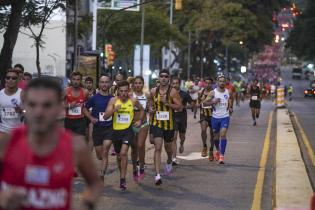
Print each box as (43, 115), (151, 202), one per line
(70, 71), (83, 79)
(6, 68), (19, 76)
(204, 76), (211, 81)
(133, 76), (144, 84)
(23, 72), (32, 79)
(85, 76), (93, 83)
(14, 64), (24, 72)
(254, 79), (258, 83)
(159, 69), (170, 76)
(171, 77), (181, 83)
(117, 80), (130, 89)
(25, 77), (63, 101)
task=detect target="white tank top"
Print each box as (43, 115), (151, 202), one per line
(133, 92), (147, 111)
(212, 88), (229, 119)
(0, 88), (23, 133)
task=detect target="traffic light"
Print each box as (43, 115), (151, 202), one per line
(104, 44), (115, 66)
(108, 51), (115, 65)
(175, 0), (182, 10)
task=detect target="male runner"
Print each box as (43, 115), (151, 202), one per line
(84, 75), (113, 182)
(233, 78), (242, 106)
(64, 72), (88, 137)
(23, 72), (33, 85)
(248, 79), (261, 126)
(204, 75), (233, 164)
(85, 76), (96, 98)
(14, 63), (27, 90)
(0, 69), (23, 135)
(149, 69), (182, 185)
(199, 77), (217, 160)
(0, 77), (101, 210)
(103, 80), (144, 190)
(84, 76), (96, 150)
(171, 77), (194, 165)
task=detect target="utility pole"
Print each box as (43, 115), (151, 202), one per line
(187, 30), (191, 79)
(92, 0), (97, 50)
(73, 0), (78, 71)
(140, 0), (145, 76)
(225, 46), (229, 74)
(168, 0), (173, 71)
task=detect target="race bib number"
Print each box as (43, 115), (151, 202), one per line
(68, 107), (82, 116)
(1, 108), (18, 119)
(251, 96), (258, 100)
(116, 114), (130, 124)
(25, 165), (50, 185)
(99, 112), (112, 122)
(156, 111), (169, 121)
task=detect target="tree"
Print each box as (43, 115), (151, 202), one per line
(21, 0), (66, 76)
(0, 0), (26, 87)
(286, 0), (315, 60)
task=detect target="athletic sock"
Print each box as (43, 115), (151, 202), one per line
(214, 140), (220, 151)
(220, 139), (227, 155)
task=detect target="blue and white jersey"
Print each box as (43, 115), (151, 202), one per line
(212, 88), (229, 119)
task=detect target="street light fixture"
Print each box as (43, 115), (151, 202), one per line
(239, 41), (243, 45)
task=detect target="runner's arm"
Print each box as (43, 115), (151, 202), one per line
(228, 90), (234, 109)
(103, 97), (116, 120)
(202, 91), (216, 106)
(167, 89), (183, 110)
(147, 88), (156, 113)
(83, 97), (97, 122)
(73, 136), (102, 210)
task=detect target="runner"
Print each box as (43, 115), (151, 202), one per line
(233, 78), (242, 106)
(23, 72), (33, 85)
(0, 69), (24, 135)
(248, 79), (262, 126)
(85, 76), (97, 98)
(288, 84), (293, 101)
(198, 77), (217, 160)
(109, 73), (124, 156)
(188, 81), (199, 119)
(84, 76), (96, 150)
(204, 75), (233, 164)
(149, 69), (182, 185)
(171, 77), (194, 165)
(13, 63), (27, 90)
(130, 76), (149, 182)
(103, 80), (144, 190)
(83, 75), (113, 182)
(64, 72), (88, 137)
(0, 77), (101, 210)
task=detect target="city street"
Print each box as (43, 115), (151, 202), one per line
(73, 98), (277, 210)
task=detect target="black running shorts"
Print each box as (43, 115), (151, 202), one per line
(112, 127), (134, 153)
(151, 126), (174, 143)
(65, 118), (86, 136)
(92, 125), (112, 147)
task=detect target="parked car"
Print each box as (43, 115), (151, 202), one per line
(292, 68), (302, 79)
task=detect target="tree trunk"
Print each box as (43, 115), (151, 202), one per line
(0, 0), (26, 88)
(35, 39), (41, 77)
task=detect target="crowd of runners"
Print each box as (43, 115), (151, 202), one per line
(0, 63), (267, 209)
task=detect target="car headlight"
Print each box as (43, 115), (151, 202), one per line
(304, 90), (308, 94)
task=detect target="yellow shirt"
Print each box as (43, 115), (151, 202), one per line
(113, 98), (134, 130)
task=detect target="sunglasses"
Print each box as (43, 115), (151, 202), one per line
(159, 75), (169, 78)
(5, 76), (18, 80)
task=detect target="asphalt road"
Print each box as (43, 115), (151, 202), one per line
(73, 97), (276, 210)
(280, 68), (315, 187)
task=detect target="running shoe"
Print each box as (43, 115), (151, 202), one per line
(155, 174), (162, 186)
(219, 155), (225, 164)
(99, 170), (105, 182)
(214, 151), (220, 161)
(120, 178), (127, 191)
(133, 169), (139, 182)
(201, 147), (207, 157)
(111, 149), (116, 156)
(208, 151), (214, 161)
(164, 163), (172, 176)
(179, 143), (184, 154)
(253, 121), (257, 126)
(139, 168), (145, 181)
(172, 158), (179, 166)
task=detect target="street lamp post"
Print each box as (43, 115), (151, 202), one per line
(168, 0), (173, 71)
(140, 0), (146, 76)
